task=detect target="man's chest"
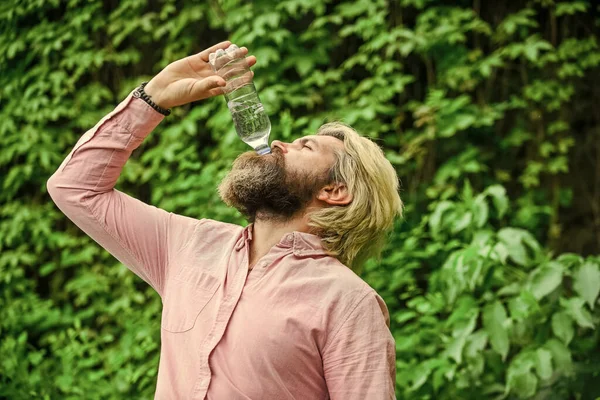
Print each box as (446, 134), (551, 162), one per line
(206, 285), (327, 394)
(226, 287), (323, 354)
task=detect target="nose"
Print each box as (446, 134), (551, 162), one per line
(271, 140), (288, 154)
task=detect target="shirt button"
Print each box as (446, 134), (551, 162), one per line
(286, 233), (294, 241)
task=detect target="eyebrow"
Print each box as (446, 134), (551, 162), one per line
(302, 137), (320, 150)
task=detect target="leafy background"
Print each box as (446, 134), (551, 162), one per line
(1, 0), (599, 398)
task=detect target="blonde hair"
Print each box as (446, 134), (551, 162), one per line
(308, 122), (404, 274)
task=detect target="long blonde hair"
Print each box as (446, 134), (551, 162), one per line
(308, 122), (404, 274)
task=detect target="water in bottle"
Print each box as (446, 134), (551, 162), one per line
(209, 45), (271, 155)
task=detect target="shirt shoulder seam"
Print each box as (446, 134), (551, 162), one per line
(176, 217), (209, 254)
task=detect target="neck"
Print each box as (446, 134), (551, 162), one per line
(248, 213), (311, 269)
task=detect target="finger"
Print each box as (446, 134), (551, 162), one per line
(207, 87), (225, 97)
(211, 45), (249, 70)
(221, 61), (252, 80)
(238, 46), (249, 56)
(246, 55), (257, 68)
(198, 40), (232, 62)
(191, 76), (226, 98)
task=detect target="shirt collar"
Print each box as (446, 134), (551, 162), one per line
(235, 223), (328, 257)
(234, 224), (252, 251)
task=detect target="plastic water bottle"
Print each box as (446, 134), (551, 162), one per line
(209, 44), (271, 155)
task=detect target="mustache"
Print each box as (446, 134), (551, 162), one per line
(234, 147), (285, 170)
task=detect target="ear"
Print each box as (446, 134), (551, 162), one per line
(316, 182), (353, 206)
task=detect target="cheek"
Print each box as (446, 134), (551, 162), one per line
(293, 161), (329, 182)
(285, 153), (331, 176)
(282, 155), (303, 174)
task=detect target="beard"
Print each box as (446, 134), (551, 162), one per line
(218, 148), (329, 222)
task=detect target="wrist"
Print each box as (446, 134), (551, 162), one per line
(143, 81), (169, 109)
(133, 82), (171, 116)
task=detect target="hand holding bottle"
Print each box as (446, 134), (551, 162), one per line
(144, 41), (257, 109)
(208, 44), (272, 155)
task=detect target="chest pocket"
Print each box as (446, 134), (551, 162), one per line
(161, 266), (220, 333)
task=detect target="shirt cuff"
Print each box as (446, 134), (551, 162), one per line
(114, 90), (167, 138)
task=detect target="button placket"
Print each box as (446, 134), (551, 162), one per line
(245, 260), (268, 287)
(193, 257), (248, 399)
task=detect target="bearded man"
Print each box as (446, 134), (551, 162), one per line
(47, 41), (403, 400)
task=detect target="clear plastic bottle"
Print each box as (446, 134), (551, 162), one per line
(209, 44), (271, 155)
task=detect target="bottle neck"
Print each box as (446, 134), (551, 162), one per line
(255, 144), (271, 155)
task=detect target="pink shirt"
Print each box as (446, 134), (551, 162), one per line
(47, 88), (397, 399)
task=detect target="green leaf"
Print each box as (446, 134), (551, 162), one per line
(431, 361), (455, 392)
(560, 297), (594, 329)
(498, 229), (527, 266)
(523, 35), (553, 62)
(395, 310), (418, 324)
(527, 262), (563, 300)
(446, 335), (467, 364)
(509, 371), (538, 398)
(573, 262), (600, 309)
(506, 351), (538, 398)
(483, 301), (510, 360)
(407, 361), (434, 391)
(465, 330), (488, 358)
(473, 195), (489, 228)
(493, 242), (510, 264)
(462, 179), (473, 202)
(451, 211), (472, 234)
(429, 201), (454, 236)
(497, 228), (540, 266)
(555, 253), (584, 270)
(556, 1), (588, 16)
(551, 311), (574, 345)
(445, 305), (478, 364)
(509, 290), (540, 320)
(497, 8), (538, 36)
(535, 348), (553, 380)
(295, 57), (314, 77)
(544, 339), (573, 376)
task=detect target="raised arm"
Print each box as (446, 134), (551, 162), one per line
(47, 91), (200, 297)
(47, 41), (256, 297)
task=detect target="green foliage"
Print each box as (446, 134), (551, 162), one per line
(368, 180), (600, 398)
(1, 0), (599, 398)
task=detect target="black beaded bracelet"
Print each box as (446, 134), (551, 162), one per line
(132, 81), (172, 116)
